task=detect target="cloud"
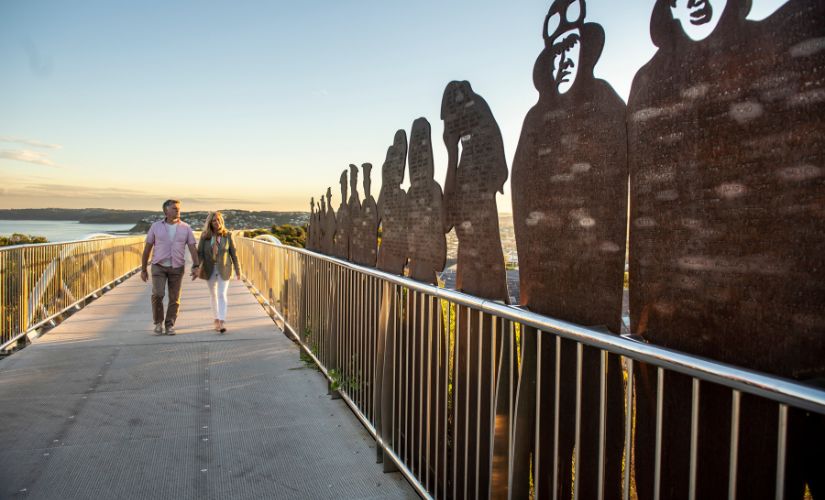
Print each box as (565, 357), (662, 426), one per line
(5, 182), (268, 207)
(0, 149), (60, 167)
(0, 136), (62, 150)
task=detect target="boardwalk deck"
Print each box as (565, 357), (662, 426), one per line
(0, 272), (416, 500)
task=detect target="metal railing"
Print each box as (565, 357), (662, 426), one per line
(0, 236), (145, 350)
(235, 237), (825, 500)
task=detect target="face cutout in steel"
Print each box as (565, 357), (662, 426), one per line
(544, 0), (585, 94)
(670, 0), (727, 40)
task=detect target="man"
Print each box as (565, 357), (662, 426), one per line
(140, 199), (199, 335)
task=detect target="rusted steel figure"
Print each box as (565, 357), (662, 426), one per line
(347, 164), (364, 264)
(359, 163), (379, 267)
(510, 1), (627, 498)
(320, 188), (336, 255)
(442, 80), (509, 302)
(307, 197), (317, 251)
(441, 80), (509, 500)
(407, 117), (446, 284)
(405, 117), (448, 490)
(376, 130), (410, 274)
(332, 170), (351, 260)
(628, 1), (825, 498)
(374, 130), (410, 473)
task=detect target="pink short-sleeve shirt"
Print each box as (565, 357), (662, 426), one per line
(146, 220), (196, 268)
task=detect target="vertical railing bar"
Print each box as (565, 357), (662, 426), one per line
(623, 359), (633, 500)
(574, 342), (582, 500)
(405, 285), (411, 468)
(537, 330), (544, 500)
(775, 404), (788, 500)
(475, 310), (483, 499)
(489, 315), (497, 499)
(728, 390), (740, 500)
(454, 302), (460, 500)
(507, 320), (515, 494)
(689, 378), (701, 500)
(464, 306), (471, 499)
(425, 293), (433, 493)
(360, 273), (365, 411)
(654, 367), (665, 500)
(598, 350), (607, 500)
(554, 335), (561, 500)
(392, 283), (398, 450)
(443, 298), (450, 500)
(415, 291), (422, 479)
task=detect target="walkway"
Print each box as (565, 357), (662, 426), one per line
(0, 271), (416, 499)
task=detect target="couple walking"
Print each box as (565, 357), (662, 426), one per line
(139, 200), (241, 335)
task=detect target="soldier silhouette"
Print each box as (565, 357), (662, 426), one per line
(347, 164), (365, 264)
(376, 130), (409, 274)
(360, 163), (378, 267)
(628, 0), (825, 498)
(307, 197), (317, 251)
(407, 117), (446, 284)
(510, 1), (627, 498)
(321, 188), (336, 255)
(441, 80), (509, 500)
(333, 170), (351, 260)
(441, 80), (508, 302)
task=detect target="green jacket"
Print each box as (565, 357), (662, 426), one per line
(198, 233), (240, 280)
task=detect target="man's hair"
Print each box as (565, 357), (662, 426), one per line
(162, 199), (180, 211)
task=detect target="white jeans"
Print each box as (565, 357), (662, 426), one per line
(207, 270), (229, 321)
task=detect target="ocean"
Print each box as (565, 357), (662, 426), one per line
(0, 220), (136, 243)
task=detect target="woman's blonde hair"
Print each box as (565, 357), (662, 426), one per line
(202, 211), (228, 239)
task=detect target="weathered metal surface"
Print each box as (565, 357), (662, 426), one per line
(509, 2), (627, 498)
(627, 1), (825, 498)
(307, 197), (319, 251)
(333, 170), (351, 260)
(377, 130), (410, 275)
(358, 163), (379, 267)
(441, 81), (509, 302)
(347, 164), (365, 265)
(321, 188), (336, 255)
(440, 81), (509, 500)
(407, 118), (447, 285)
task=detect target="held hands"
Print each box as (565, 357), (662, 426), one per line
(190, 266), (200, 281)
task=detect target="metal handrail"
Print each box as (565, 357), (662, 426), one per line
(240, 238), (825, 413)
(0, 235), (145, 350)
(235, 237), (825, 500)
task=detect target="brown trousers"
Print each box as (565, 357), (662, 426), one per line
(151, 264), (184, 327)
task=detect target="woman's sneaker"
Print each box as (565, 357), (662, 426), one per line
(153, 324), (164, 335)
(165, 326), (176, 336)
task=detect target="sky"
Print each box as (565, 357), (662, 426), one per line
(0, 0), (789, 213)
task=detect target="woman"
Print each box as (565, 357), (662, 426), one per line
(196, 211), (240, 333)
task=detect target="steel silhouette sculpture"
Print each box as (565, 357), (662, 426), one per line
(627, 1), (825, 498)
(333, 170), (351, 260)
(359, 163), (379, 267)
(510, 1), (627, 498)
(347, 164), (365, 265)
(405, 117), (448, 491)
(374, 129), (410, 472)
(321, 188), (336, 255)
(376, 130), (410, 274)
(442, 80), (509, 302)
(407, 117), (447, 284)
(441, 80), (509, 500)
(307, 197), (318, 251)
